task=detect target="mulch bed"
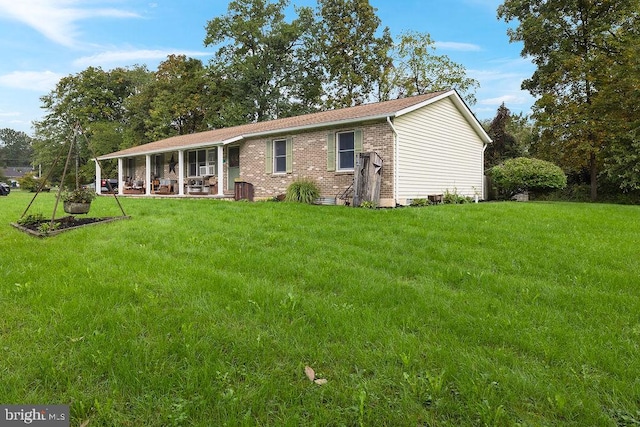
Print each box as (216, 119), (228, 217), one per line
(11, 215), (130, 237)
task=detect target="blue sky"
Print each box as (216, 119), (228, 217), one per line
(0, 0), (534, 135)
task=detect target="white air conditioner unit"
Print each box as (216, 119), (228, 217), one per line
(207, 165), (216, 175)
(199, 166), (207, 176)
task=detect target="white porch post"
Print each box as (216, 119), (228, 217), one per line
(145, 155), (152, 195)
(178, 150), (185, 195)
(94, 160), (102, 195)
(217, 145), (224, 196)
(117, 158), (124, 194)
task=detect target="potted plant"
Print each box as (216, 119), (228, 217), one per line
(62, 187), (97, 214)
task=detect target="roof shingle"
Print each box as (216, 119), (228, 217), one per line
(99, 91), (449, 159)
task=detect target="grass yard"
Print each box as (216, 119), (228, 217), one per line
(1, 191), (639, 426)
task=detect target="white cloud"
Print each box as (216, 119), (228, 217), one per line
(466, 57), (537, 119)
(434, 41), (482, 52)
(479, 94), (527, 106)
(0, 0), (140, 48)
(73, 49), (212, 68)
(0, 70), (63, 91)
(0, 110), (21, 118)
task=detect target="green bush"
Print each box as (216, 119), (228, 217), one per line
(18, 172), (46, 192)
(285, 178), (320, 204)
(443, 188), (472, 204)
(489, 157), (566, 197)
(410, 198), (430, 207)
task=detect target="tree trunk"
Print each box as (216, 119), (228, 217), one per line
(590, 151), (597, 201)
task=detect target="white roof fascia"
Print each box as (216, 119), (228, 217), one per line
(394, 90), (456, 117)
(395, 90), (492, 144)
(98, 140), (226, 160)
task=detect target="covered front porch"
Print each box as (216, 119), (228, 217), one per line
(95, 144), (241, 198)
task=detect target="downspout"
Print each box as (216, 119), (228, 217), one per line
(387, 116), (399, 206)
(482, 143), (488, 201)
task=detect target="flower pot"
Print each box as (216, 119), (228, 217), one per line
(63, 202), (91, 214)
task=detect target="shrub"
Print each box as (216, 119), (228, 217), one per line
(443, 188), (472, 204)
(18, 172), (47, 192)
(410, 198), (430, 207)
(489, 157), (566, 197)
(285, 178), (320, 204)
(17, 213), (45, 226)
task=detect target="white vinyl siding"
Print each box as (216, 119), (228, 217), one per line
(394, 97), (485, 200)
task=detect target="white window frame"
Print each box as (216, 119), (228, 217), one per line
(187, 149), (217, 177)
(273, 139), (287, 174)
(337, 131), (355, 171)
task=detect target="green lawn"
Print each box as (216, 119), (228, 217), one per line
(1, 191), (639, 426)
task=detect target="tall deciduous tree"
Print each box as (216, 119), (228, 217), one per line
(0, 128), (33, 167)
(316, 0), (393, 108)
(204, 0), (319, 123)
(598, 27), (640, 191)
(34, 66), (150, 182)
(389, 31), (479, 105)
(498, 0), (640, 200)
(140, 55), (210, 140)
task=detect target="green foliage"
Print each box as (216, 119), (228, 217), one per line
(359, 200), (376, 209)
(484, 103), (528, 169)
(16, 213), (45, 226)
(316, 0), (393, 108)
(18, 172), (47, 192)
(34, 65), (152, 182)
(61, 187), (96, 203)
(204, 0), (320, 122)
(410, 198), (430, 207)
(390, 30), (479, 105)
(443, 188), (472, 204)
(498, 0), (640, 200)
(285, 178), (320, 204)
(37, 221), (59, 235)
(138, 55), (211, 140)
(0, 128), (33, 167)
(489, 157), (566, 197)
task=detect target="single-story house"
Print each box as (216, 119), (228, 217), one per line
(1, 167), (36, 187)
(96, 89), (491, 207)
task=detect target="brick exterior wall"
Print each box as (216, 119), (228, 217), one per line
(125, 120), (396, 205)
(239, 120), (395, 204)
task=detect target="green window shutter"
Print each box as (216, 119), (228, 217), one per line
(354, 129), (363, 154)
(286, 137), (293, 173)
(327, 132), (336, 172)
(265, 140), (273, 174)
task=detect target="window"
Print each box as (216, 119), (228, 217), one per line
(337, 131), (355, 170)
(126, 158), (135, 180)
(273, 139), (287, 173)
(265, 138), (292, 174)
(188, 149), (217, 176)
(153, 154), (164, 178)
(327, 130), (362, 172)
